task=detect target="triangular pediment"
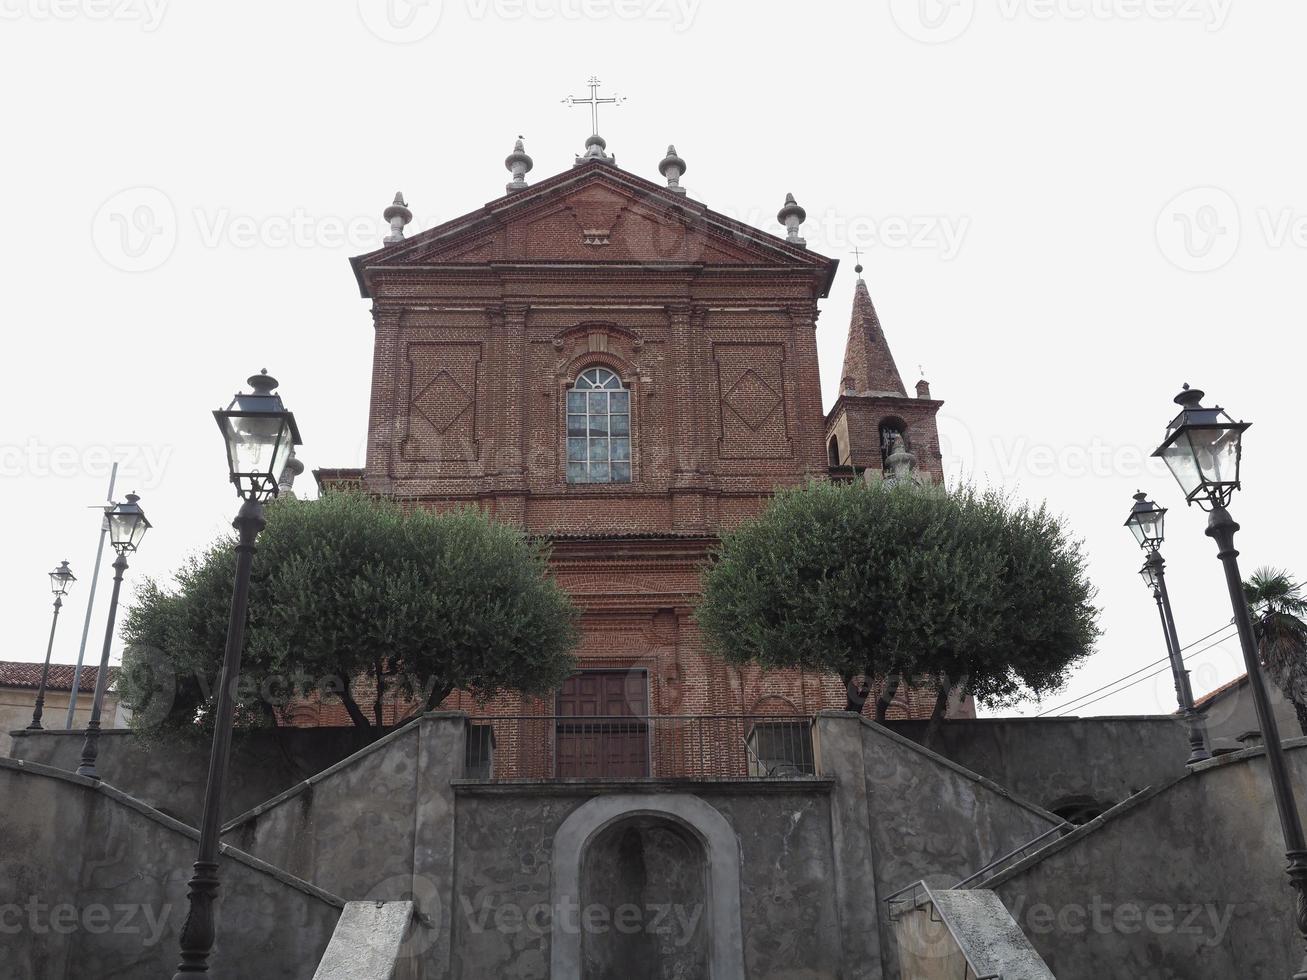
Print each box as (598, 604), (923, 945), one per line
(351, 161), (835, 294)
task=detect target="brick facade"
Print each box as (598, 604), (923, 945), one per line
(313, 153), (970, 728)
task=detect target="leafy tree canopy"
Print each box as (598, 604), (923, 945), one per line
(696, 480), (1100, 716)
(118, 492), (580, 736)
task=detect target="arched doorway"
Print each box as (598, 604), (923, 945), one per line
(581, 816), (708, 978)
(551, 794), (745, 979)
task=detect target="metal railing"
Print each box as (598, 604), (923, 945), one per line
(885, 821), (1074, 921)
(463, 714), (817, 781)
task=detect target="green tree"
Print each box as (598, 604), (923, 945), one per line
(696, 480), (1099, 731)
(1243, 567), (1307, 736)
(118, 492), (580, 736)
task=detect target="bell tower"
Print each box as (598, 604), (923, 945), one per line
(825, 260), (944, 483)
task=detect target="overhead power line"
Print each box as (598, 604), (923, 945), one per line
(1034, 606), (1262, 718)
(1050, 626), (1241, 717)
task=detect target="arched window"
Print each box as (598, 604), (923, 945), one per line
(828, 435), (842, 467)
(1047, 795), (1112, 826)
(879, 418), (908, 469)
(566, 367), (631, 484)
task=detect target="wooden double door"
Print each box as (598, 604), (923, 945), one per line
(555, 669), (650, 778)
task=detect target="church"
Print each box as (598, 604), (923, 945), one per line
(310, 124), (970, 745)
(7, 108), (1303, 980)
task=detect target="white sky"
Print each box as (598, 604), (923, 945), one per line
(1, 0), (1302, 720)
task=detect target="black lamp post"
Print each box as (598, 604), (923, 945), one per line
(77, 494), (150, 777)
(1124, 491), (1210, 763)
(174, 370), (300, 977)
(1154, 384), (1307, 978)
(27, 561), (77, 729)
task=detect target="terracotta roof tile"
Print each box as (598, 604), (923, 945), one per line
(1192, 672), (1247, 710)
(0, 660), (117, 692)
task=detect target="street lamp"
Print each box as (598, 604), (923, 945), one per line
(77, 493), (150, 777)
(1124, 491), (1210, 764)
(27, 561), (76, 729)
(174, 370), (300, 978)
(1153, 384), (1307, 978)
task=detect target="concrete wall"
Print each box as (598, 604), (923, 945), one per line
(822, 714), (1060, 980)
(989, 738), (1307, 979)
(222, 720), (425, 900)
(450, 783), (842, 979)
(0, 688), (124, 758)
(223, 713), (459, 977)
(1197, 669), (1303, 748)
(223, 711), (849, 979)
(8, 724), (376, 826)
(0, 757), (341, 980)
(885, 716), (1191, 814)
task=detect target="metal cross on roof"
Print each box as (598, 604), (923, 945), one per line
(562, 76), (625, 136)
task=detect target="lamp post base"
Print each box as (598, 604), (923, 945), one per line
(174, 861), (220, 976)
(1290, 849), (1307, 980)
(1207, 506), (1307, 977)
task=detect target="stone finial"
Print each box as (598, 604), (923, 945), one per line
(383, 192), (412, 245)
(659, 145), (687, 195)
(777, 192), (807, 247)
(885, 433), (916, 483)
(575, 133), (615, 166)
(277, 449), (305, 498)
(504, 136), (534, 194)
(916, 378), (932, 400)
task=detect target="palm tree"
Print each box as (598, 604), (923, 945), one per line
(1244, 567), (1307, 736)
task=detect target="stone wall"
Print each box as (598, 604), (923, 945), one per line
(988, 738), (1307, 978)
(450, 783), (842, 979)
(885, 715), (1192, 815)
(0, 758), (341, 979)
(7, 724), (376, 826)
(819, 714), (1061, 980)
(1195, 668), (1302, 749)
(43, 706), (1227, 979)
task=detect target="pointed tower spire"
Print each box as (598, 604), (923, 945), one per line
(840, 269), (907, 398)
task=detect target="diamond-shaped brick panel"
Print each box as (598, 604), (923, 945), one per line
(723, 369), (781, 431)
(413, 369), (472, 433)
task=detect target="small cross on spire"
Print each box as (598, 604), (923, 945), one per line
(852, 247), (864, 275)
(562, 76), (625, 137)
